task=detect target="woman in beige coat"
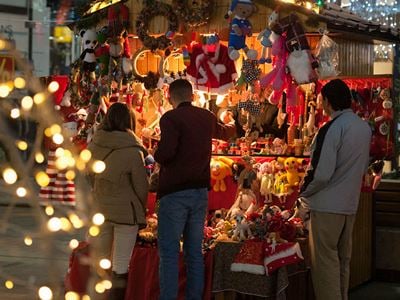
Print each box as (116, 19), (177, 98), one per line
(88, 102), (148, 299)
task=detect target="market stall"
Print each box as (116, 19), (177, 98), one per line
(56, 0), (400, 298)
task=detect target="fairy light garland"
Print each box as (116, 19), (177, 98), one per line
(0, 35), (114, 298)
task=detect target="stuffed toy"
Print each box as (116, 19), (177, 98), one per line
(227, 187), (257, 219)
(226, 0), (257, 60)
(276, 157), (305, 193)
(210, 156), (234, 192)
(259, 34), (290, 105)
(95, 26), (110, 77)
(107, 2), (129, 38)
(258, 161), (276, 203)
(186, 35), (237, 94)
(271, 13), (318, 85)
(79, 28), (98, 73)
(314, 32), (339, 79)
(236, 49), (261, 93)
(257, 10), (279, 64)
(231, 212), (252, 241)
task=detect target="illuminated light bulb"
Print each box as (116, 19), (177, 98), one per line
(35, 152), (45, 163)
(99, 258), (111, 269)
(3, 168), (18, 184)
(60, 217), (72, 231)
(0, 40), (6, 50)
(0, 84), (10, 98)
(95, 282), (106, 294)
(63, 149), (72, 157)
(21, 96), (34, 110)
(55, 147), (65, 157)
(14, 77), (26, 89)
(48, 81), (59, 93)
(33, 92), (46, 105)
(92, 161), (106, 174)
(10, 108), (20, 119)
(52, 133), (64, 145)
(50, 124), (61, 135)
(55, 156), (69, 170)
(16, 187), (27, 197)
(47, 217), (62, 232)
(67, 157), (75, 168)
(45, 206), (54, 216)
(35, 172), (50, 187)
(65, 291), (80, 300)
(44, 128), (52, 137)
(92, 213), (105, 226)
(38, 286), (53, 300)
(102, 280), (112, 290)
(76, 159), (86, 171)
(69, 239), (79, 249)
(5, 280), (14, 289)
(82, 296), (90, 300)
(69, 214), (84, 229)
(24, 236), (33, 246)
(89, 225), (100, 236)
(305, 1), (313, 9)
(80, 149), (92, 162)
(16, 140), (28, 151)
(65, 170), (76, 180)
(5, 81), (13, 91)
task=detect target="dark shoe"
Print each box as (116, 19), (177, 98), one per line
(109, 272), (128, 300)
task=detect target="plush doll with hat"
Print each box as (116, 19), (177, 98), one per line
(226, 0), (257, 60)
(271, 13), (318, 85)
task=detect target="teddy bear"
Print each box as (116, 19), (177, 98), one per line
(226, 0), (257, 60)
(232, 212), (252, 241)
(257, 9), (279, 64)
(235, 49), (261, 93)
(227, 185), (258, 220)
(78, 29), (98, 74)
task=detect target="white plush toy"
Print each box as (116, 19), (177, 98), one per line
(79, 29), (98, 73)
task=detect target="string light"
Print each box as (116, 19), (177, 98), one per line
(16, 187), (27, 197)
(21, 96), (34, 110)
(3, 168), (18, 184)
(45, 206), (54, 216)
(24, 236), (33, 246)
(47, 217), (62, 232)
(10, 108), (20, 119)
(65, 291), (80, 300)
(35, 152), (45, 163)
(16, 140), (28, 151)
(69, 239), (79, 249)
(92, 161), (106, 173)
(33, 92), (46, 104)
(38, 286), (53, 300)
(99, 258), (111, 269)
(48, 81), (59, 93)
(14, 77), (26, 89)
(92, 213), (105, 226)
(5, 280), (14, 289)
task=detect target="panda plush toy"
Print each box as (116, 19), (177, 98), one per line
(79, 29), (98, 73)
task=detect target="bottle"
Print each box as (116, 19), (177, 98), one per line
(287, 113), (296, 146)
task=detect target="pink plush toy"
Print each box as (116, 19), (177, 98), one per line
(259, 35), (289, 105)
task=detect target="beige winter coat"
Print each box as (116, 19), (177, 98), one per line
(88, 129), (149, 228)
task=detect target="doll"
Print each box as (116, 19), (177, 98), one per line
(226, 0), (257, 60)
(257, 10), (279, 64)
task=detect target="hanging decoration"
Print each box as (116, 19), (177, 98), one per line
(173, 0), (213, 28)
(132, 48), (161, 90)
(135, 1), (179, 51)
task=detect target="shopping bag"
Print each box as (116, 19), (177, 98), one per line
(64, 241), (90, 294)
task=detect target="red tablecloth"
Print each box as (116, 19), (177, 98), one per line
(125, 246), (214, 300)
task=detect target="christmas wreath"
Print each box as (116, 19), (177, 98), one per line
(135, 1), (179, 51)
(173, 0), (213, 28)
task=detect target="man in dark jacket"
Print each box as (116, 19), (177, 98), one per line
(154, 79), (235, 300)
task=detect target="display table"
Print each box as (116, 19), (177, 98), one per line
(126, 239), (312, 300)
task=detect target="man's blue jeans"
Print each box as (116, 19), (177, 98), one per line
(158, 188), (208, 300)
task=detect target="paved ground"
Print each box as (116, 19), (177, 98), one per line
(0, 190), (85, 299)
(0, 191), (399, 299)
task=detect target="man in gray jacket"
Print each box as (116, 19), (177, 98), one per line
(299, 79), (371, 300)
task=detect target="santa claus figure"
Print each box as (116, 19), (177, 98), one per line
(186, 35), (237, 95)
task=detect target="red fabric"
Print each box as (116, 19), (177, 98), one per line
(50, 75), (69, 105)
(264, 242), (303, 275)
(64, 241), (90, 295)
(125, 246), (214, 300)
